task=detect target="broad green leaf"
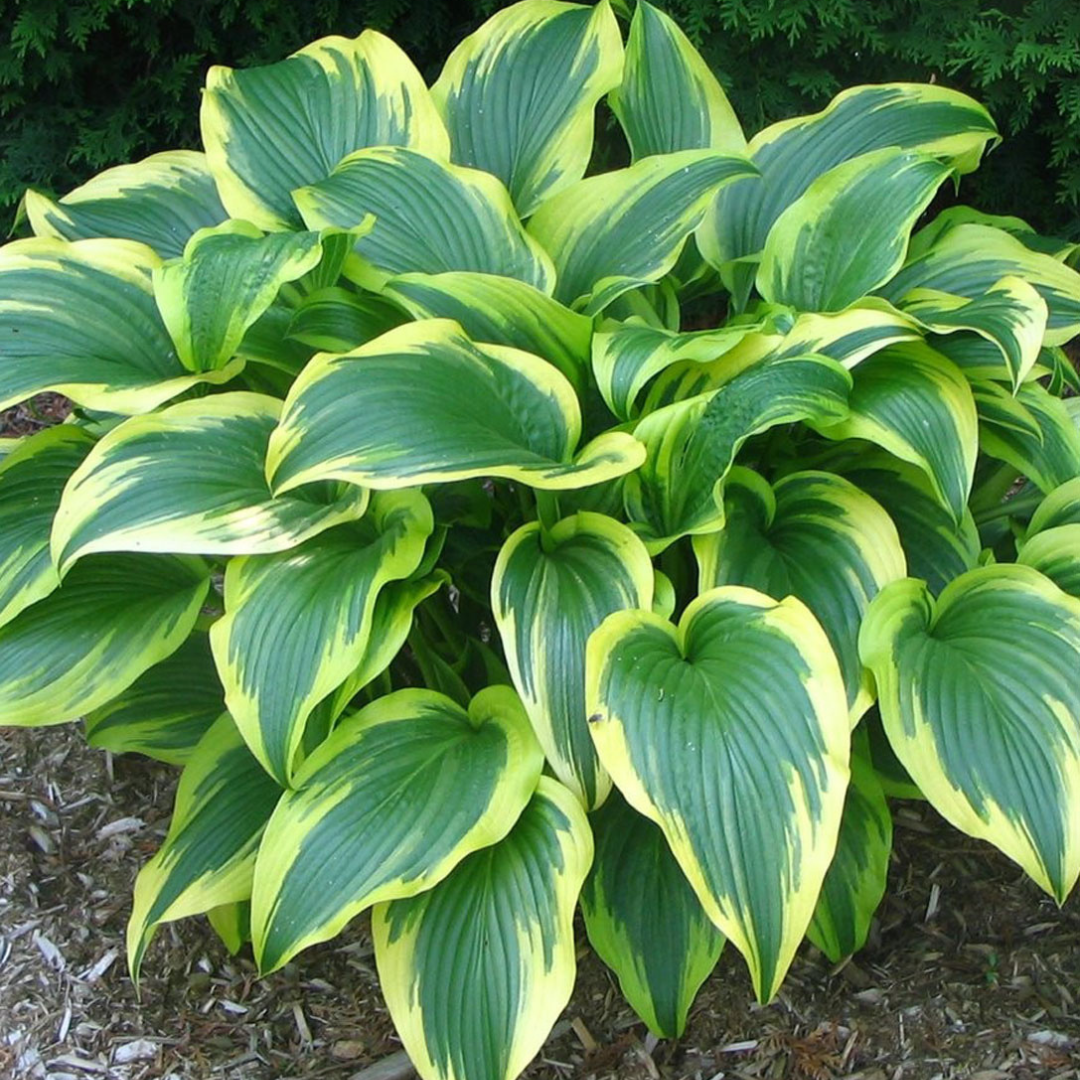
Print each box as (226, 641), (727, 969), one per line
(267, 319), (645, 495)
(0, 239), (243, 415)
(432, 0), (623, 215)
(815, 342), (978, 525)
(0, 426), (95, 628)
(592, 321), (758, 421)
(294, 148), (554, 292)
(907, 204), (1044, 260)
(23, 151), (228, 259)
(211, 491), (433, 785)
(0, 554), (209, 727)
(833, 453), (980, 597)
(1016, 479), (1080, 598)
(900, 276), (1047, 390)
(974, 380), (1080, 493)
(251, 686), (544, 972)
(881, 224), (1080, 346)
(492, 512), (654, 809)
(374, 778), (591, 1080)
(382, 272), (593, 394)
(127, 715), (282, 977)
(695, 469), (906, 720)
(153, 221), (325, 372)
(200, 32), (449, 230)
(626, 354), (852, 550)
(610, 0), (745, 159)
(645, 300), (919, 410)
(758, 148), (952, 313)
(85, 632), (225, 764)
(586, 586), (850, 1001)
(286, 287), (406, 352)
(698, 84), (998, 269)
(581, 790), (724, 1038)
(861, 566), (1080, 902)
(527, 149), (758, 314)
(52, 392), (367, 574)
(808, 747), (892, 962)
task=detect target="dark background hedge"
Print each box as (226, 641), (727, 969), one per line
(4, 0), (1078, 237)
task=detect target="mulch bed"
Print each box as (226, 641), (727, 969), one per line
(2, 723), (1078, 1080)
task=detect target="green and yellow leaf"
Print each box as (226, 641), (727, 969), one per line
(373, 778), (592, 1080)
(294, 148), (554, 292)
(127, 714), (282, 977)
(757, 148), (953, 313)
(581, 790), (724, 1037)
(251, 686), (544, 972)
(23, 150), (228, 259)
(286, 287), (406, 352)
(586, 586), (850, 1001)
(201, 32), (449, 230)
(695, 469), (906, 720)
(0, 238), (242, 415)
(0, 554), (209, 727)
(432, 0), (624, 215)
(52, 392), (367, 574)
(527, 149), (758, 313)
(610, 0), (745, 159)
(86, 632), (225, 764)
(267, 319), (644, 495)
(860, 566), (1080, 902)
(492, 512), (654, 809)
(211, 491), (433, 785)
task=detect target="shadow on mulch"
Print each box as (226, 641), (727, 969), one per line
(2, 724), (1078, 1080)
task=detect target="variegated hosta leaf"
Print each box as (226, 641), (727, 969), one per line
(152, 221), (325, 372)
(832, 453), (980, 597)
(626, 354), (852, 550)
(974, 380), (1080, 493)
(592, 320), (759, 421)
(382, 272), (593, 395)
(200, 32), (449, 230)
(645, 301), (920, 411)
(586, 586), (850, 1001)
(127, 715), (282, 977)
(0, 426), (95, 628)
(808, 745), (892, 962)
(207, 901), (251, 955)
(23, 150), (228, 259)
(695, 469), (906, 720)
(610, 0), (745, 159)
(327, 572), (450, 720)
(251, 687), (545, 972)
(527, 149), (758, 314)
(374, 778), (591, 1080)
(815, 342), (978, 525)
(211, 491), (433, 785)
(432, 0), (623, 216)
(286, 287), (407, 352)
(0, 239), (243, 415)
(0, 554), (209, 727)
(881, 224), (1080, 346)
(907, 204), (1047, 260)
(267, 319), (644, 495)
(698, 84), (998, 271)
(294, 148), (554, 292)
(86, 632), (225, 764)
(52, 392), (367, 574)
(581, 790), (724, 1038)
(758, 148), (952, 313)
(492, 512), (654, 809)
(1017, 479), (1080, 598)
(900, 276), (1048, 390)
(861, 566), (1080, 902)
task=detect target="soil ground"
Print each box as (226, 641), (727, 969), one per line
(3, 723), (1078, 1080)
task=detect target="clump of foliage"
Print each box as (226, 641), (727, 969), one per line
(4, 2), (1080, 1078)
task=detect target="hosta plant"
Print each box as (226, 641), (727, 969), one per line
(5, 1), (1080, 1077)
